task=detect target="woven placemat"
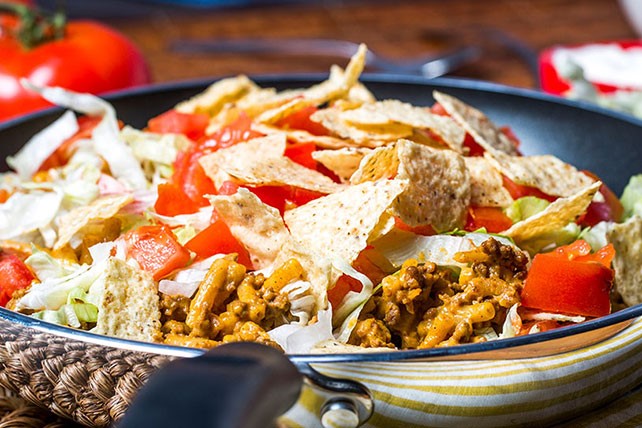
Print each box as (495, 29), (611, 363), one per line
(0, 388), (81, 427)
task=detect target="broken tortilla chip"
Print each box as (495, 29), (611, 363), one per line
(503, 181), (601, 243)
(175, 75), (257, 116)
(284, 179), (407, 264)
(485, 151), (595, 198)
(311, 107), (414, 145)
(433, 90), (519, 155)
(312, 147), (370, 183)
(351, 139), (470, 231)
(55, 193), (133, 250)
(252, 123), (358, 150)
(339, 100), (465, 152)
(208, 188), (290, 269)
(199, 133), (343, 194)
(607, 216), (642, 306)
(465, 157), (514, 207)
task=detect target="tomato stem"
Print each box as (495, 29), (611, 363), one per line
(0, 2), (66, 50)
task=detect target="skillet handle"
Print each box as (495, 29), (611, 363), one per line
(118, 342), (303, 428)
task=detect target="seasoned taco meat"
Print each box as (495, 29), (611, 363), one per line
(349, 238), (528, 349)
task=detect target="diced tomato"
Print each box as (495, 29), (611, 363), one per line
(464, 206), (513, 233)
(275, 105), (329, 136)
(502, 175), (557, 202)
(328, 274), (362, 309)
(519, 320), (560, 335)
(171, 145), (217, 208)
(463, 133), (485, 157)
(284, 142), (318, 170)
(217, 180), (240, 195)
(198, 112), (262, 151)
(125, 225), (191, 280)
(327, 249), (388, 309)
(579, 171), (624, 226)
(184, 214), (252, 268)
(0, 189), (10, 204)
(154, 182), (200, 216)
(520, 240), (615, 318)
(430, 103), (448, 116)
(394, 217), (436, 236)
(499, 126), (521, 151)
(147, 109), (209, 141)
(0, 252), (35, 307)
(39, 115), (102, 171)
(246, 185), (324, 215)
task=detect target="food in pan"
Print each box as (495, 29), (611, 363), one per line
(0, 45), (640, 353)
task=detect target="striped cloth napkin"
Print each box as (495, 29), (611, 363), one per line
(280, 317), (642, 428)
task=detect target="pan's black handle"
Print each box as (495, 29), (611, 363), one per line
(118, 342), (303, 428)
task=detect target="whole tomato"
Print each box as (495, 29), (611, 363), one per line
(0, 3), (150, 121)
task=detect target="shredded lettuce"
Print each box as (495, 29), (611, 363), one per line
(505, 196), (550, 223)
(32, 302), (98, 328)
(7, 110), (78, 180)
(372, 229), (517, 269)
(621, 174), (642, 220)
(22, 81), (148, 190)
(25, 247), (79, 282)
(16, 260), (107, 311)
(579, 221), (612, 251)
(268, 309), (334, 354)
(0, 190), (63, 240)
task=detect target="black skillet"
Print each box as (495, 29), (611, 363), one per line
(1, 75), (642, 428)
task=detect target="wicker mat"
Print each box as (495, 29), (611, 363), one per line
(0, 389), (81, 428)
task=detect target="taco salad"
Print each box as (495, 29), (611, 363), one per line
(1, 45), (641, 354)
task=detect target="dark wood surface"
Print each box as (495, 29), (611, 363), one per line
(101, 0), (638, 89)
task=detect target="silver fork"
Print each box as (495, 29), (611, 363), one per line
(170, 37), (481, 78)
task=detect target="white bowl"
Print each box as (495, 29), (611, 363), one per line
(620, 0), (642, 37)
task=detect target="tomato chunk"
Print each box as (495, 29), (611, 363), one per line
(154, 182), (201, 217)
(520, 240), (615, 318)
(184, 214), (252, 268)
(275, 105), (329, 136)
(464, 206), (513, 233)
(125, 225), (191, 280)
(502, 176), (557, 202)
(0, 253), (34, 307)
(579, 171), (624, 226)
(39, 115), (102, 171)
(284, 142), (318, 170)
(147, 110), (209, 141)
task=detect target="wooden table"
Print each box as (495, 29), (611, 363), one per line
(100, 0), (638, 90)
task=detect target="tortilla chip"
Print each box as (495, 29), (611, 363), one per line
(274, 239), (334, 310)
(301, 44), (367, 104)
(252, 123), (356, 150)
(91, 257), (161, 343)
(312, 148), (370, 183)
(433, 90), (519, 155)
(256, 97), (312, 124)
(208, 188), (290, 269)
(485, 151), (595, 198)
(199, 133), (343, 194)
(284, 179), (408, 264)
(175, 75), (257, 116)
(607, 216), (642, 306)
(465, 157), (514, 207)
(351, 140), (470, 231)
(503, 181), (601, 243)
(339, 100), (465, 153)
(54, 194), (133, 250)
(311, 107), (413, 145)
(349, 145), (399, 183)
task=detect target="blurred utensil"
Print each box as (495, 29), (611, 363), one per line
(170, 38), (481, 78)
